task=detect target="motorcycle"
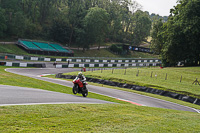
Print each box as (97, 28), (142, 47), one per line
(72, 77), (88, 97)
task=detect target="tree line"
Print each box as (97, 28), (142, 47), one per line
(0, 0), (154, 49)
(151, 0), (200, 66)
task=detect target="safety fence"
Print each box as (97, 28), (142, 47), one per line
(56, 62), (160, 68)
(0, 61), (161, 68)
(0, 54), (161, 63)
(0, 62), (46, 68)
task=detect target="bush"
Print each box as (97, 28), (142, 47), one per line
(109, 44), (123, 54)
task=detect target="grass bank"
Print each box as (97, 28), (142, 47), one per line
(0, 44), (28, 55)
(73, 49), (158, 58)
(0, 104), (200, 132)
(65, 67), (200, 99)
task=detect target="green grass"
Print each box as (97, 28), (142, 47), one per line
(73, 48), (158, 58)
(65, 67), (200, 99)
(0, 104), (200, 132)
(0, 66), (71, 94)
(0, 44), (28, 55)
(0, 67), (200, 132)
(0, 44), (68, 58)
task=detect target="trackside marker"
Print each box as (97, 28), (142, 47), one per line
(117, 98), (142, 106)
(38, 74), (52, 77)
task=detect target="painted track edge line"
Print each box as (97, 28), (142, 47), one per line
(117, 98), (142, 106)
(89, 90), (145, 106)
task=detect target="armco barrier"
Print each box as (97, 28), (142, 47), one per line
(1, 61), (161, 68)
(1, 62), (46, 68)
(55, 63), (160, 68)
(0, 54), (161, 63)
(56, 73), (200, 106)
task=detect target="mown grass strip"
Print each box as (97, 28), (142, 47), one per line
(0, 104), (200, 132)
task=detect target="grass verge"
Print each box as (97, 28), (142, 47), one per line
(0, 104), (200, 132)
(0, 44), (28, 55)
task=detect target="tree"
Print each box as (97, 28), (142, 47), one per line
(10, 12), (27, 38)
(0, 7), (6, 38)
(132, 10), (152, 46)
(160, 0), (200, 66)
(150, 19), (165, 54)
(84, 6), (109, 49)
(0, 0), (152, 48)
(49, 19), (71, 44)
(106, 1), (123, 42)
(67, 0), (86, 47)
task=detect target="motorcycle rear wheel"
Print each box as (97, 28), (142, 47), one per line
(82, 88), (88, 97)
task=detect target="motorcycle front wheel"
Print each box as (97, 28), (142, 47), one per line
(72, 85), (78, 94)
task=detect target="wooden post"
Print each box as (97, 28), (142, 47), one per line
(112, 68), (114, 74)
(180, 75), (182, 82)
(124, 67), (126, 75)
(136, 70), (139, 76)
(165, 73), (167, 80)
(101, 68), (103, 73)
(151, 71), (153, 78)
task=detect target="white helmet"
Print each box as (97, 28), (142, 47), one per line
(78, 72), (82, 76)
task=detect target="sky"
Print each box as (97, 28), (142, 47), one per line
(136, 0), (178, 16)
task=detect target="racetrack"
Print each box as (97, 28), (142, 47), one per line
(0, 84), (113, 106)
(5, 68), (200, 113)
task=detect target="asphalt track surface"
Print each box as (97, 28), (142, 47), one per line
(4, 68), (200, 113)
(0, 85), (113, 106)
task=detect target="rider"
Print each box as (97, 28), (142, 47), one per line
(76, 72), (86, 88)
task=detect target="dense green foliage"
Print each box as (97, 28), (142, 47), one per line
(151, 19), (165, 54)
(133, 10), (152, 45)
(151, 0), (200, 66)
(149, 13), (168, 22)
(0, 0), (152, 48)
(109, 44), (124, 55)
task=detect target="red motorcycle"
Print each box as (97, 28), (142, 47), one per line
(72, 77), (88, 97)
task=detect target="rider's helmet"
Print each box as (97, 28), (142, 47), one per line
(78, 72), (82, 77)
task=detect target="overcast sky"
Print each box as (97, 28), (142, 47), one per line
(136, 0), (178, 16)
